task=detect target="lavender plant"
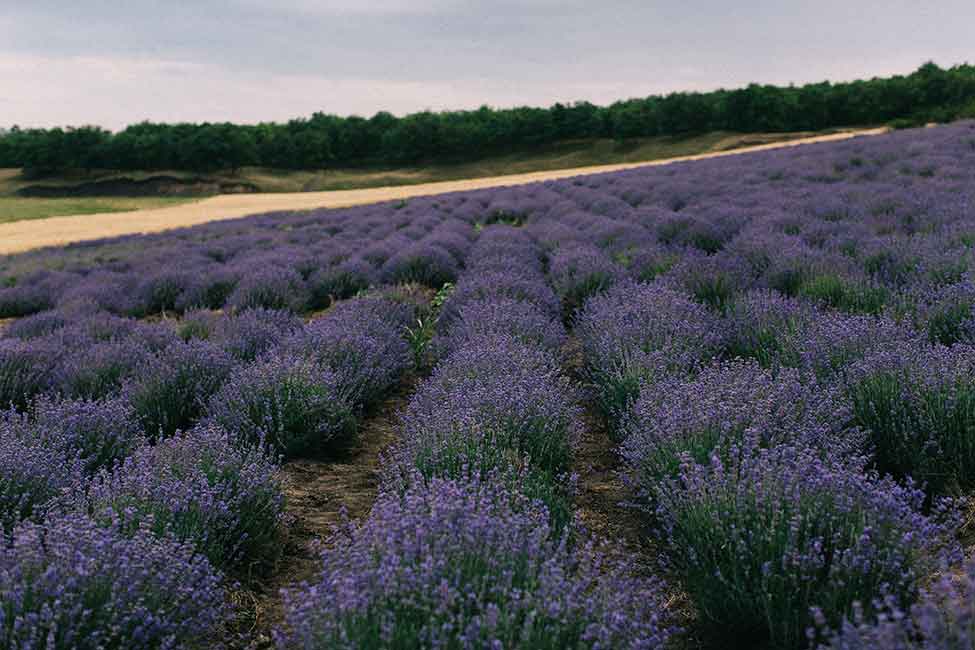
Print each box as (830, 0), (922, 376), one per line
(817, 557), (975, 649)
(277, 474), (674, 650)
(621, 360), (861, 492)
(206, 353), (356, 458)
(0, 512), (228, 649)
(125, 340), (235, 441)
(656, 444), (957, 649)
(846, 342), (975, 495)
(576, 280), (722, 432)
(88, 423), (285, 571)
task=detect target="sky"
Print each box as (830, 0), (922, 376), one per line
(1, 1), (973, 130)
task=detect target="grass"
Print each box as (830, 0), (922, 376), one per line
(0, 196), (196, 225)
(0, 128), (853, 224)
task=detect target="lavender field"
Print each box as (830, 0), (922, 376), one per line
(2, 121), (975, 649)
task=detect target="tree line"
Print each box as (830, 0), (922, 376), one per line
(2, 62), (973, 175)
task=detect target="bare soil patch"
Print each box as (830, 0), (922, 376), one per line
(234, 377), (415, 648)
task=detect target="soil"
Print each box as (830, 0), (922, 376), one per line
(232, 376), (416, 648)
(564, 336), (704, 648)
(0, 129), (888, 256)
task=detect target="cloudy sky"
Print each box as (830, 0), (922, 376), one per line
(2, 1), (973, 130)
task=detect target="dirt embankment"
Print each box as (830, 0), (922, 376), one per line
(18, 175), (258, 198)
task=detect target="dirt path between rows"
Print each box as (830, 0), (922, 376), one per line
(0, 129), (887, 256)
(235, 377), (414, 649)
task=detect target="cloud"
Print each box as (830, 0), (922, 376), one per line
(1, 1), (973, 129)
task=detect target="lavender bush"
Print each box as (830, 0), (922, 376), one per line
(88, 423), (285, 571)
(285, 298), (412, 408)
(0, 410), (85, 532)
(621, 360), (861, 492)
(125, 340), (234, 441)
(846, 342), (975, 495)
(435, 296), (567, 359)
(0, 512), (228, 649)
(817, 557), (975, 649)
(206, 353), (356, 458)
(277, 474), (673, 650)
(576, 280), (722, 431)
(656, 445), (957, 649)
(27, 395), (143, 476)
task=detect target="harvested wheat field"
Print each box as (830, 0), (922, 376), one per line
(0, 128), (885, 255)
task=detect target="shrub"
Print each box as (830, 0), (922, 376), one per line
(210, 307), (303, 362)
(576, 281), (722, 432)
(55, 339), (153, 399)
(439, 268), (561, 324)
(0, 410), (85, 532)
(380, 242), (459, 288)
(125, 340), (234, 441)
(286, 299), (412, 408)
(0, 338), (57, 411)
(2, 309), (69, 340)
(307, 256), (374, 309)
(548, 245), (624, 319)
(134, 269), (206, 315)
(277, 474), (674, 650)
(397, 337), (581, 479)
(799, 273), (889, 315)
(656, 445), (956, 649)
(817, 557), (975, 649)
(0, 284), (55, 318)
(0, 512), (227, 649)
(912, 276), (975, 345)
(88, 424), (285, 571)
(207, 353), (356, 458)
(846, 342), (975, 495)
(226, 265), (308, 312)
(435, 296), (567, 359)
(621, 360), (861, 493)
(28, 395), (143, 476)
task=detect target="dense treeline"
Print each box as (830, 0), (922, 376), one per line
(2, 62), (974, 175)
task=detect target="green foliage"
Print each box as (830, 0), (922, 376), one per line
(3, 63), (974, 174)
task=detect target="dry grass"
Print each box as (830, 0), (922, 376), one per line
(0, 196), (196, 225)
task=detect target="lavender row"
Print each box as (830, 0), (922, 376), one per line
(277, 226), (675, 649)
(1, 291), (424, 647)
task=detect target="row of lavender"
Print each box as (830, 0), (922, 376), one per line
(277, 225), (673, 648)
(0, 287), (426, 646)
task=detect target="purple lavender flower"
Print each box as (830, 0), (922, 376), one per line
(845, 341), (975, 495)
(88, 423), (285, 571)
(622, 360), (863, 492)
(0, 338), (58, 411)
(394, 336), (581, 487)
(124, 340), (235, 441)
(576, 280), (723, 431)
(226, 264), (309, 312)
(548, 244), (625, 318)
(210, 307), (303, 362)
(27, 394), (144, 476)
(656, 444), (958, 649)
(435, 296), (567, 359)
(285, 298), (412, 408)
(380, 242), (460, 288)
(0, 409), (85, 532)
(0, 512), (228, 648)
(817, 556), (975, 649)
(277, 473), (674, 650)
(206, 353), (356, 458)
